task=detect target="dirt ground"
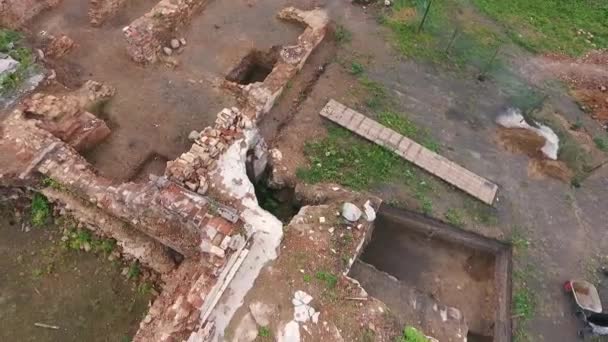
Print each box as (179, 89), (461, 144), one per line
(259, 2), (608, 341)
(0, 203), (152, 342)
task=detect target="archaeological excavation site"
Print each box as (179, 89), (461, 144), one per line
(2, 0), (608, 341)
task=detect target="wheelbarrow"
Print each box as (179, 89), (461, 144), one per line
(564, 280), (608, 338)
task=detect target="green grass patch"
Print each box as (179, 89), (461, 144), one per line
(397, 326), (429, 342)
(258, 326), (271, 338)
(41, 177), (66, 191)
(510, 227), (530, 253)
(0, 29), (34, 94)
(471, 0), (608, 56)
(31, 193), (51, 227)
(297, 126), (412, 189)
(444, 208), (465, 227)
(334, 24), (352, 45)
(297, 125), (437, 214)
(513, 286), (535, 320)
(349, 61), (365, 76)
(62, 226), (117, 255)
(359, 76), (390, 111)
(594, 136), (608, 152)
(512, 266), (538, 325)
(127, 261), (141, 280)
(315, 271), (338, 289)
(381, 0), (503, 69)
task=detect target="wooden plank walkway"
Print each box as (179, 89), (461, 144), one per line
(320, 99), (498, 205)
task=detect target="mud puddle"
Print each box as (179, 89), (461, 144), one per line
(0, 203), (152, 342)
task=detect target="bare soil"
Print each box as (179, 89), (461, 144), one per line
(0, 203), (152, 342)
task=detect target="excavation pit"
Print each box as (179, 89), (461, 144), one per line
(350, 205), (512, 342)
(225, 47), (280, 85)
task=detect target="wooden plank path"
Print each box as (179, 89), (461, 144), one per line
(320, 99), (498, 205)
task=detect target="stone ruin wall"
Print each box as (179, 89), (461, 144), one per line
(0, 7), (329, 341)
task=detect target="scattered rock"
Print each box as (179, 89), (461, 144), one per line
(292, 291), (317, 323)
(232, 313), (258, 342)
(293, 290), (313, 305)
(170, 39), (180, 49)
(278, 320), (300, 342)
(179, 38), (187, 46)
(249, 302), (274, 327)
(341, 202), (361, 222)
(162, 47), (173, 56)
(0, 56), (19, 79)
(363, 200), (376, 222)
(188, 130), (200, 141)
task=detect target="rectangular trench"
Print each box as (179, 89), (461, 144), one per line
(349, 205), (512, 342)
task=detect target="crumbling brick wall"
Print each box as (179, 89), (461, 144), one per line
(0, 0), (60, 29)
(123, 0), (210, 63)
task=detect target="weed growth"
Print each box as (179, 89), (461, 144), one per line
(258, 326), (271, 338)
(315, 271), (338, 289)
(127, 262), (141, 280)
(335, 24), (352, 45)
(31, 193), (51, 227)
(444, 208), (465, 227)
(0, 29), (34, 93)
(398, 326), (428, 342)
(349, 61), (365, 76)
(63, 227), (117, 255)
(593, 136), (608, 152)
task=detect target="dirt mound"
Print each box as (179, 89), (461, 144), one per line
(495, 127), (574, 182)
(527, 159), (573, 182)
(495, 127), (546, 159)
(541, 51), (608, 126)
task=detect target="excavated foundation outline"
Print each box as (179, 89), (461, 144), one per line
(0, 6), (329, 341)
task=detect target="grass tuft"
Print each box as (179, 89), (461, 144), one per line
(0, 29), (34, 93)
(334, 24), (352, 45)
(593, 136), (608, 152)
(398, 326), (429, 342)
(31, 193), (51, 227)
(444, 208), (465, 227)
(258, 326), (271, 338)
(315, 271), (338, 289)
